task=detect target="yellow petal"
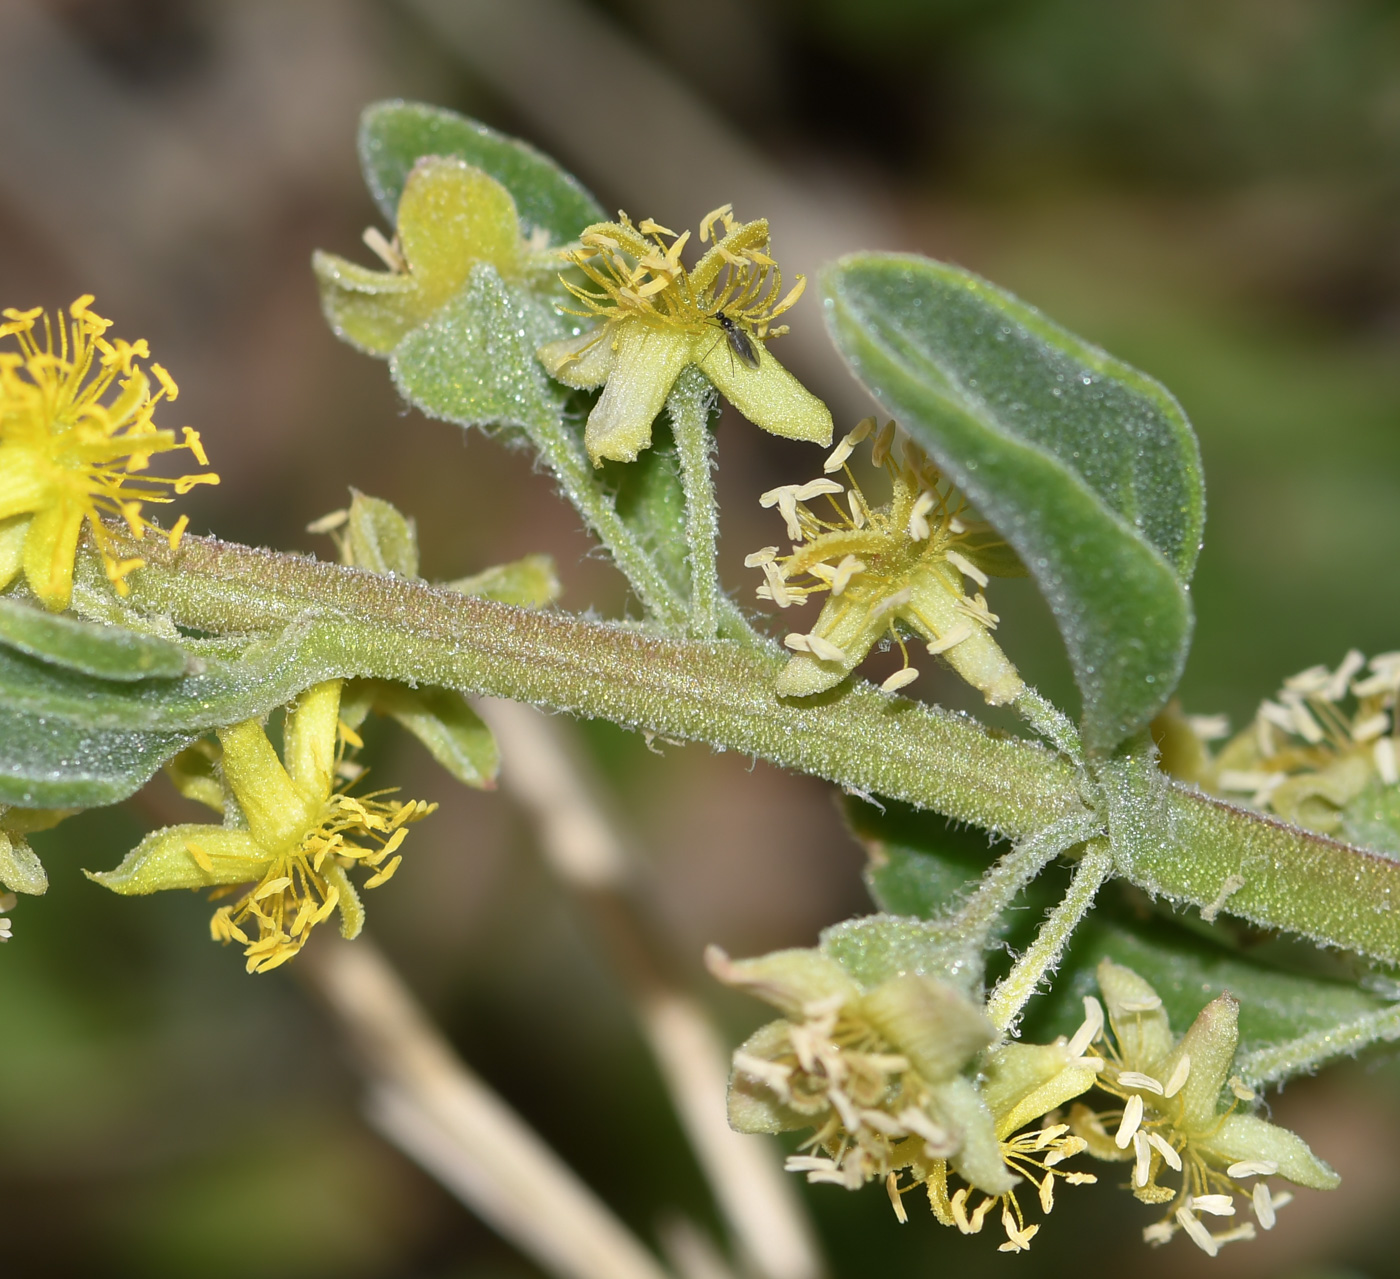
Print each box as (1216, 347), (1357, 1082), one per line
(0, 452), (47, 522)
(0, 514), (29, 592)
(283, 679), (343, 803)
(697, 337), (832, 447)
(537, 326), (617, 389)
(583, 321), (692, 465)
(217, 718), (314, 851)
(22, 499), (84, 612)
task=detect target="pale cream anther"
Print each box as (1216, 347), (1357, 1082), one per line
(1146, 1132), (1182, 1171)
(1375, 738), (1398, 786)
(886, 1172), (908, 1224)
(1227, 1160), (1278, 1178)
(944, 549), (990, 589)
(1186, 713), (1231, 741)
(1229, 1075), (1257, 1102)
(1142, 1222), (1174, 1247)
(847, 489), (867, 528)
(1176, 1207), (1218, 1257)
(1321, 648), (1367, 701)
(926, 622), (973, 656)
(1132, 1130), (1151, 1187)
(869, 588), (912, 621)
(793, 478), (844, 503)
(823, 438), (856, 472)
(784, 632), (813, 654)
(907, 490), (936, 542)
(1119, 993), (1163, 1012)
(1353, 713), (1390, 742)
(948, 516), (966, 534)
(1065, 996), (1104, 1057)
(1115, 1094), (1144, 1148)
(805, 633), (847, 663)
(1162, 1052), (1191, 1098)
(1190, 1194), (1236, 1217)
(1288, 698), (1326, 744)
(762, 562), (792, 607)
(1118, 1070), (1165, 1095)
(881, 667), (920, 693)
(744, 546), (779, 568)
(870, 420), (896, 466)
(831, 554), (866, 596)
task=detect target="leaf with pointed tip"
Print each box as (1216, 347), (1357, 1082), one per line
(823, 254), (1204, 754)
(359, 100), (603, 246)
(0, 597), (192, 681)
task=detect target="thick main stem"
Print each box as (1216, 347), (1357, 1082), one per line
(985, 839), (1114, 1033)
(668, 368), (722, 640)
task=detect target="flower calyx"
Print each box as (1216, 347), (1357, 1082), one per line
(749, 419), (1024, 702)
(537, 204), (833, 465)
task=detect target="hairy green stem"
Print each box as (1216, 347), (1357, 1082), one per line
(525, 411), (688, 630)
(668, 367), (721, 640)
(946, 812), (1103, 959)
(1235, 1002), (1400, 1088)
(985, 839), (1114, 1033)
(108, 533), (1400, 965)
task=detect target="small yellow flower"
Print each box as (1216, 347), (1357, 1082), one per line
(750, 419), (1024, 701)
(89, 680), (435, 973)
(1203, 650), (1400, 834)
(0, 297), (218, 610)
(537, 204), (833, 465)
(314, 157), (560, 357)
(709, 945), (1101, 1253)
(1071, 959), (1338, 1256)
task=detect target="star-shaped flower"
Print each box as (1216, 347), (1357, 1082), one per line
(89, 680), (434, 973)
(537, 204), (833, 465)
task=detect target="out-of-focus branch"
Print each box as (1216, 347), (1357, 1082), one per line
(477, 697), (827, 1279)
(302, 937), (674, 1279)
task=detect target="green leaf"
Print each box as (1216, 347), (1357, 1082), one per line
(442, 553), (561, 608)
(0, 705), (191, 808)
(846, 796), (1393, 1066)
(390, 264), (568, 434)
(342, 491), (420, 578)
(357, 682), (499, 789)
(359, 101), (603, 246)
(823, 254), (1204, 754)
(0, 597), (192, 681)
(605, 425), (690, 602)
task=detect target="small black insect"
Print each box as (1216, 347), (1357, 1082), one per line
(714, 312), (761, 370)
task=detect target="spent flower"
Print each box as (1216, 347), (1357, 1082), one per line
(0, 297), (218, 610)
(89, 679), (435, 973)
(537, 204), (833, 465)
(750, 419), (1024, 700)
(1071, 959), (1338, 1256)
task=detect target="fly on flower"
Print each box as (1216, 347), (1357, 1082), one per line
(0, 297), (219, 610)
(537, 204), (833, 465)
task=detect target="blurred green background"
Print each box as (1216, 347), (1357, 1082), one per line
(2, 1), (1398, 1275)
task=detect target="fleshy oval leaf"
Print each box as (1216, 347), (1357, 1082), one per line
(823, 254), (1204, 754)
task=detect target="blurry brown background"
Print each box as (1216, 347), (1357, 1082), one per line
(2, 1), (1399, 1275)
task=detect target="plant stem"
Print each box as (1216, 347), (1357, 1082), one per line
(1235, 1001), (1400, 1089)
(946, 812), (1104, 960)
(985, 839), (1114, 1033)
(526, 409), (688, 630)
(1015, 687), (1083, 765)
(668, 367), (722, 640)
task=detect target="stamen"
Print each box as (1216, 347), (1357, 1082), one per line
(1226, 1160), (1277, 1178)
(944, 549), (990, 589)
(1352, 712), (1390, 742)
(1229, 1076), (1257, 1102)
(1175, 1207), (1219, 1257)
(1162, 1053), (1191, 1097)
(907, 490), (936, 541)
(1065, 996), (1104, 1057)
(1376, 739), (1398, 787)
(1118, 1071), (1165, 1095)
(1252, 1182), (1276, 1230)
(1114, 1094), (1143, 1148)
(1132, 1130), (1151, 1187)
(1146, 1132), (1181, 1171)
(886, 1173), (908, 1224)
(831, 554), (865, 596)
(881, 667), (919, 693)
(870, 420), (895, 466)
(1143, 1222), (1174, 1247)
(744, 546), (779, 567)
(1189, 1194), (1236, 1217)
(926, 623), (973, 656)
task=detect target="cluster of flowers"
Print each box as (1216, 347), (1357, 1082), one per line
(712, 947), (1337, 1255)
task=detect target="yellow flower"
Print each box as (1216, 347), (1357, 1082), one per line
(1071, 959), (1338, 1256)
(0, 297), (218, 610)
(1204, 650), (1400, 834)
(537, 204), (833, 465)
(89, 680), (435, 973)
(314, 156), (560, 357)
(749, 419), (1024, 702)
(709, 945), (1101, 1253)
